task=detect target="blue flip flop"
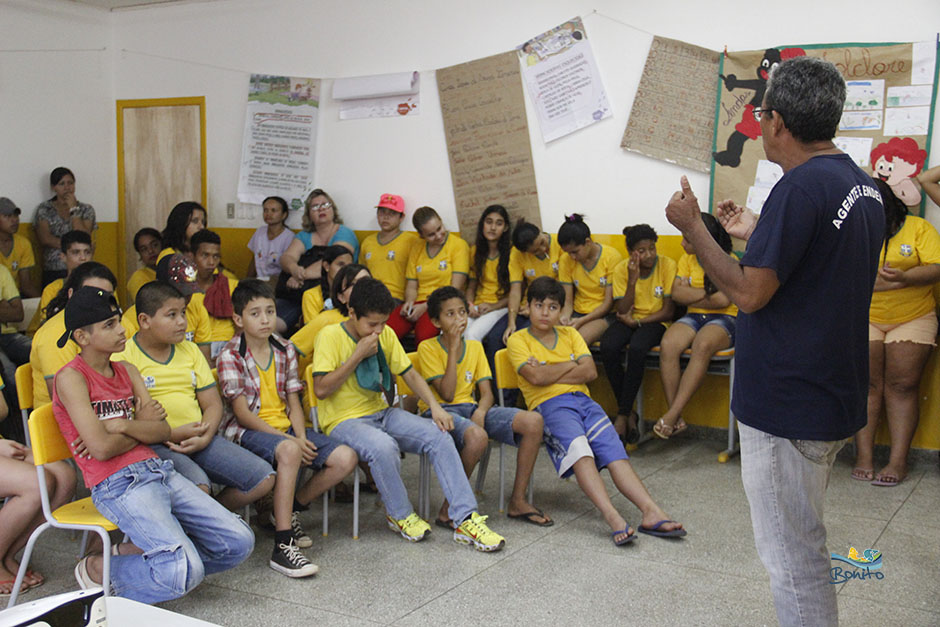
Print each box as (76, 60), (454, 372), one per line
(638, 520), (687, 538)
(611, 527), (636, 546)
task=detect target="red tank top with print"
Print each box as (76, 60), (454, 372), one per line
(52, 356), (157, 487)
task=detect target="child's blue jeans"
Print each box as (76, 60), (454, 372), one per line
(91, 458), (254, 604)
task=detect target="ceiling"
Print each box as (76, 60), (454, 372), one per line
(65, 0), (228, 11)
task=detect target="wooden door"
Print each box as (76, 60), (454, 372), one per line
(116, 97), (206, 303)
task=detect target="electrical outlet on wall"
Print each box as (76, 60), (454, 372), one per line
(227, 203), (235, 219)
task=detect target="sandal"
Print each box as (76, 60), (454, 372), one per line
(671, 418), (688, 436)
(652, 419), (673, 440)
(851, 467), (874, 481)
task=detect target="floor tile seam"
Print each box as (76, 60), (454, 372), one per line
(868, 471), (923, 546)
(191, 581), (385, 624)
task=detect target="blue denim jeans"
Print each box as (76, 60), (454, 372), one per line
(739, 421), (845, 627)
(91, 458), (254, 604)
(329, 407), (478, 523)
(151, 436), (274, 491)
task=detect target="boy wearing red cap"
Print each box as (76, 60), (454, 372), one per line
(359, 194), (418, 302)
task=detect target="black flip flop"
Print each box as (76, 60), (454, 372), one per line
(507, 508), (554, 527)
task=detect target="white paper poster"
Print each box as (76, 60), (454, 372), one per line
(237, 75), (320, 209)
(833, 136), (874, 168)
(746, 159), (784, 214)
(332, 71), (420, 120)
(884, 106), (931, 136)
(518, 17), (611, 143)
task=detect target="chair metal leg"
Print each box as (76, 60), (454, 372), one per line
(7, 521), (50, 607)
(98, 528), (112, 598)
(322, 490), (329, 537)
(79, 530), (89, 558)
(352, 466), (360, 539)
(475, 442), (492, 494)
(719, 357), (739, 463)
(498, 443), (506, 513)
(20, 409), (30, 447)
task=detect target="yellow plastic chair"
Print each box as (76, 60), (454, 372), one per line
(14, 363), (33, 446)
(481, 349), (535, 512)
(304, 364), (360, 539)
(7, 405), (118, 608)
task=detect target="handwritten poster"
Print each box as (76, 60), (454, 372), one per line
(437, 51), (541, 242)
(237, 74), (320, 209)
(711, 41), (938, 220)
(621, 36), (720, 173)
(518, 17), (611, 143)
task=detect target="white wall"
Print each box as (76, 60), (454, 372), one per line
(0, 0), (114, 223)
(3, 0), (940, 235)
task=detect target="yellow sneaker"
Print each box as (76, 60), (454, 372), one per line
(387, 513), (431, 542)
(454, 512), (505, 552)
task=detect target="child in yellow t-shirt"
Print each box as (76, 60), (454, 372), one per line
(300, 245), (353, 323)
(114, 281), (275, 511)
(598, 224), (677, 443)
(417, 286), (551, 528)
(507, 277), (685, 545)
(191, 230), (240, 361)
(360, 194), (418, 301)
(655, 213), (737, 439)
(126, 228), (161, 305)
(0, 198), (38, 298)
(29, 262), (116, 406)
(218, 280), (357, 577)
(465, 206), (512, 343)
(387, 206), (470, 343)
(312, 277), (505, 551)
(29, 230), (94, 333)
(557, 214), (622, 345)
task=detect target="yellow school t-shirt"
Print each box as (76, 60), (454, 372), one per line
(506, 326), (592, 410)
(0, 234), (35, 285)
(256, 351), (289, 431)
(611, 255), (678, 320)
(870, 216), (940, 324)
(114, 335), (214, 429)
(311, 323), (412, 435)
(126, 267), (156, 303)
(0, 265), (20, 335)
(406, 233), (470, 301)
(415, 337), (492, 413)
(28, 278), (63, 333)
(508, 235), (562, 285)
(676, 253), (739, 317)
(469, 247), (504, 305)
(301, 284), (327, 324)
(121, 299), (212, 345)
(361, 231), (418, 300)
(558, 245), (622, 314)
(191, 282), (238, 343)
(30, 310), (76, 406)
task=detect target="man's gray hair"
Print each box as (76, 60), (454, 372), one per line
(764, 56), (846, 143)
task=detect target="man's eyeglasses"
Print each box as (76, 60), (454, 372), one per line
(752, 107), (774, 121)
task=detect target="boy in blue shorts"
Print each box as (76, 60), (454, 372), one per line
(313, 277), (506, 551)
(417, 286), (552, 527)
(506, 276), (686, 545)
(53, 286), (253, 603)
(218, 280), (357, 577)
(114, 281), (276, 514)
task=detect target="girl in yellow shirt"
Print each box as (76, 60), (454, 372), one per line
(465, 205), (511, 342)
(557, 214), (622, 345)
(854, 179), (940, 486)
(654, 213), (736, 439)
(599, 224), (677, 444)
(387, 206), (470, 343)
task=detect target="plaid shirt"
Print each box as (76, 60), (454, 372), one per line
(217, 332), (303, 443)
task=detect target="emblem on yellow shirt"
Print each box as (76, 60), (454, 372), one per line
(464, 369), (473, 382)
(900, 244), (913, 257)
(365, 252), (372, 260)
(526, 268), (536, 277)
(416, 265), (423, 273)
(599, 277), (608, 286)
(438, 260), (448, 270)
(185, 331), (195, 342)
(11, 261), (18, 270)
(551, 262), (558, 272)
(654, 286), (664, 297)
(191, 370), (197, 388)
(573, 280), (579, 288)
(143, 376), (155, 389)
(387, 251), (396, 260)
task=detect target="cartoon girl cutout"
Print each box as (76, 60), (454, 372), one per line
(870, 137), (928, 207)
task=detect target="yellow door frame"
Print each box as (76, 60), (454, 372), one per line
(115, 96), (207, 294)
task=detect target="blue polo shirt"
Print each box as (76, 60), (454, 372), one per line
(732, 153), (884, 441)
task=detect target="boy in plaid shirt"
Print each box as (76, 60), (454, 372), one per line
(218, 280), (357, 577)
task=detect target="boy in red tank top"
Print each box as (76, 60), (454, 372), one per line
(53, 286), (254, 604)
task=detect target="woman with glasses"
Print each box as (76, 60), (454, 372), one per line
(276, 189), (359, 332)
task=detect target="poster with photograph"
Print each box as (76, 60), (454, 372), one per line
(237, 75), (320, 211)
(518, 17), (611, 143)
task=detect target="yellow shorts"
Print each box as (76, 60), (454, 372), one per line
(869, 311), (938, 346)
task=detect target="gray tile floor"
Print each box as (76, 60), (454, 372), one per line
(8, 436), (939, 626)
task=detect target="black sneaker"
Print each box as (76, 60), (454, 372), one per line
(268, 511), (313, 548)
(269, 539), (319, 578)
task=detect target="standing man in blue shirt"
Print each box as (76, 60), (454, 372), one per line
(665, 56), (884, 626)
